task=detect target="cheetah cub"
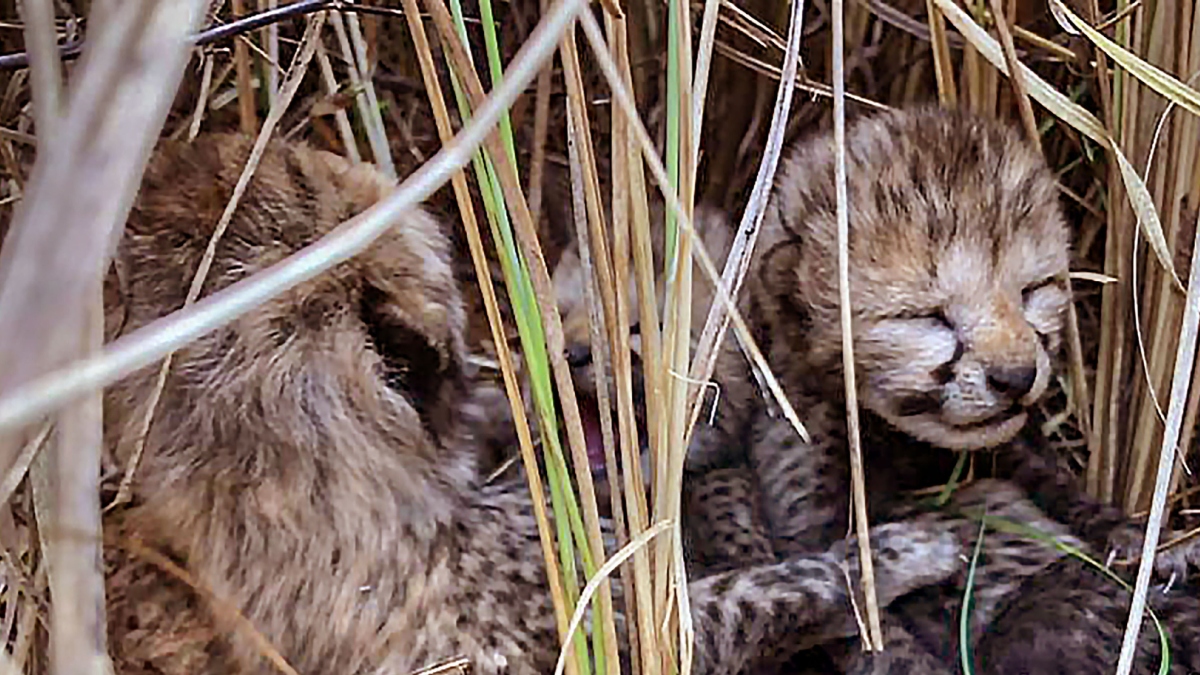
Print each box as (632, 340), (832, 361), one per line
(710, 106), (1200, 671)
(102, 133), (965, 675)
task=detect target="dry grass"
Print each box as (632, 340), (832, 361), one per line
(0, 0), (1198, 671)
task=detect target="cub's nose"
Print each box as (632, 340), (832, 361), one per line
(566, 344), (592, 369)
(986, 365), (1037, 399)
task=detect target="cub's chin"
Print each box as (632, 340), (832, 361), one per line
(878, 406), (1029, 452)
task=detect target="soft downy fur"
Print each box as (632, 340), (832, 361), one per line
(689, 106), (1200, 673)
(102, 133), (972, 675)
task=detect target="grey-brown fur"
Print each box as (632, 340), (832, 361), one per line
(689, 106), (1200, 672)
(102, 133), (967, 675)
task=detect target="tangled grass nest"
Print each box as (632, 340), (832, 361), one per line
(0, 0), (1198, 671)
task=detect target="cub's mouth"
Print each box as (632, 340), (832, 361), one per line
(895, 390), (1027, 431)
(954, 402), (1025, 430)
(886, 393), (1030, 451)
(576, 391), (650, 480)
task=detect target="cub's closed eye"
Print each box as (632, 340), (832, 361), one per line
(1021, 278), (1059, 301)
(928, 310), (953, 330)
(891, 308), (953, 329)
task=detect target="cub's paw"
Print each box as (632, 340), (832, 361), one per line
(1106, 522), (1199, 586)
(828, 521), (962, 606)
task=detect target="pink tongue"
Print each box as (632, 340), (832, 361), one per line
(582, 405), (607, 472)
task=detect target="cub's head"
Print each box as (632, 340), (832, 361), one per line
(550, 205), (736, 477)
(107, 134), (475, 512)
(761, 107), (1070, 450)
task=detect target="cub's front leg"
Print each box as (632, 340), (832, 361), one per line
(687, 519), (961, 674)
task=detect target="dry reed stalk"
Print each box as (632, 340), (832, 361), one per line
(576, 5), (814, 550)
(573, 8), (828, 670)
(925, 0), (957, 105)
(1083, 0), (1122, 501)
(1123, 2), (1200, 512)
(988, 0), (1094, 468)
(330, 10), (394, 179)
(4, 562), (45, 674)
(987, 0), (1037, 148)
(1171, 103), (1200, 489)
(315, 37), (361, 162)
(397, 4), (581, 673)
(558, 17), (625, 674)
(831, 0), (883, 650)
(31, 289), (108, 675)
(419, 1), (620, 668)
(342, 9), (395, 178)
(553, 521), (673, 675)
(604, 13), (662, 675)
(563, 107), (628, 651)
(652, 0), (697, 665)
(187, 52), (217, 141)
(600, 18), (650, 674)
(260, 0), (280, 107)
(232, 0), (258, 133)
(526, 0), (553, 228)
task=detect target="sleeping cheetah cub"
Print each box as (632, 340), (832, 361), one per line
(544, 204), (779, 576)
(710, 106), (1200, 671)
(101, 133), (966, 675)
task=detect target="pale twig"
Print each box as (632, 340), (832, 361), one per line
(115, 533), (300, 675)
(687, 0), (808, 444)
(0, 423), (49, 508)
(0, 0), (207, 568)
(32, 290), (107, 675)
(1114, 204), (1200, 675)
(19, 0), (62, 134)
(10, 2), (206, 673)
(832, 0), (883, 649)
(315, 35), (362, 163)
(342, 9), (395, 179)
(553, 521), (673, 675)
(708, 42), (888, 110)
(111, 13), (327, 510)
(0, 0), (581, 438)
(187, 52), (216, 141)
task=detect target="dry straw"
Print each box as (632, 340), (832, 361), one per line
(4, 0), (1200, 670)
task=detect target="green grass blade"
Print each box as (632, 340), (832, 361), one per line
(958, 519), (985, 675)
(980, 515), (1172, 674)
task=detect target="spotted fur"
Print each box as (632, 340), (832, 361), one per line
(103, 134), (965, 675)
(695, 106), (1200, 672)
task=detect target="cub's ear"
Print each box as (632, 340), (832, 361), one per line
(359, 282), (464, 444)
(308, 148), (398, 213)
